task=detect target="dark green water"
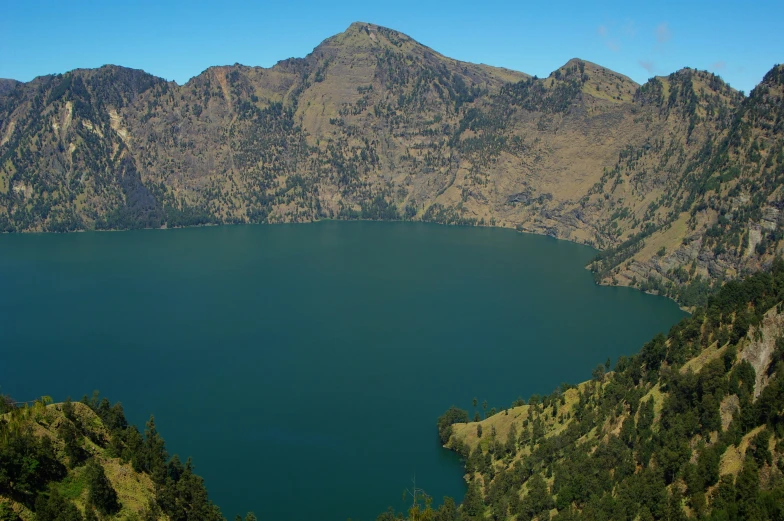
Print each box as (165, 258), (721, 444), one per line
(0, 221), (686, 520)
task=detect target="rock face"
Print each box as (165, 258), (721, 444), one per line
(0, 23), (782, 304)
(741, 307), (784, 397)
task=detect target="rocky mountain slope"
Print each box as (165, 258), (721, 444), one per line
(1, 22), (782, 305)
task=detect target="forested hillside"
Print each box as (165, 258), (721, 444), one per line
(433, 261), (784, 521)
(0, 23), (781, 305)
(0, 394), (253, 521)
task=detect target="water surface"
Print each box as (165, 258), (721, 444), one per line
(0, 221), (686, 520)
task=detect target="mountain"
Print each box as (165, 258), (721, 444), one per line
(0, 80), (20, 97)
(437, 261), (784, 520)
(590, 65), (784, 306)
(0, 22), (782, 306)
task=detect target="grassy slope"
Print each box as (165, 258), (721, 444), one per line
(0, 397), (227, 521)
(0, 401), (159, 521)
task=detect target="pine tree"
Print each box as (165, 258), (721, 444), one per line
(144, 415), (168, 480)
(85, 459), (120, 516)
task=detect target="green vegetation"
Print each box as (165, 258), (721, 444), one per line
(84, 460), (119, 516)
(436, 260), (784, 520)
(0, 393), (252, 520)
(437, 407), (469, 445)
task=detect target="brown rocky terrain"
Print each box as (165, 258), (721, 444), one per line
(1, 22), (782, 305)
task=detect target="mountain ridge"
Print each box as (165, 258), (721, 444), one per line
(0, 23), (781, 307)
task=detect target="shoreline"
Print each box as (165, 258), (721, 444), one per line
(1, 216), (695, 311)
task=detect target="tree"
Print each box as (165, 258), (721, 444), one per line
(699, 393), (721, 434)
(667, 487), (687, 521)
(437, 407), (469, 444)
(0, 503), (21, 521)
(34, 489), (84, 521)
(520, 473), (554, 519)
(85, 459), (120, 516)
(506, 423), (518, 454)
(144, 416), (168, 480)
(0, 428), (66, 504)
(462, 480), (484, 518)
(58, 420), (84, 468)
(434, 497), (457, 521)
(695, 445), (720, 489)
(0, 395), (14, 415)
(61, 397), (75, 422)
(749, 429), (772, 467)
(592, 364), (606, 382)
(477, 424), (483, 438)
(736, 458), (761, 519)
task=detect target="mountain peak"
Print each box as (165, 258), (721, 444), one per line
(562, 57), (588, 68)
(544, 58), (638, 102)
(307, 22), (526, 91)
(319, 21), (419, 54)
(761, 63), (784, 87)
(345, 21), (386, 33)
(343, 21), (409, 39)
(555, 58), (636, 82)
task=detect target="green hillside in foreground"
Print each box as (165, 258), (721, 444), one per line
(0, 394), (254, 521)
(434, 260), (784, 521)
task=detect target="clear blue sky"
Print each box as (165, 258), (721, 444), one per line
(1, 0), (781, 94)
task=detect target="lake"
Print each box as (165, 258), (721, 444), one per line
(0, 221), (686, 520)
